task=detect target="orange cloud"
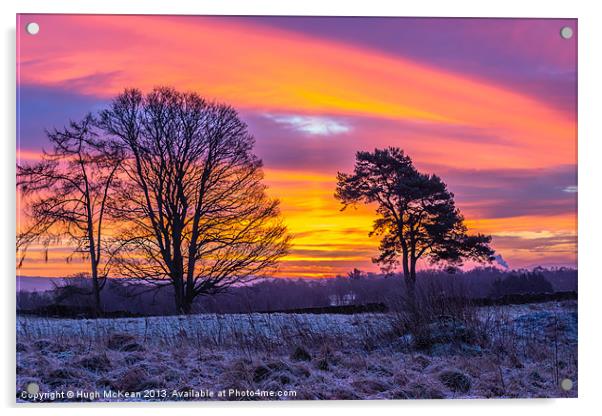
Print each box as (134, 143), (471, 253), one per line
(16, 15), (577, 278)
(18, 14), (575, 171)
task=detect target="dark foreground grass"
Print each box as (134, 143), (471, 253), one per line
(16, 301), (577, 402)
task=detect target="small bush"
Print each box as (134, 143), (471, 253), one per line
(45, 368), (81, 387)
(121, 342), (145, 352)
(391, 277), (484, 356)
(403, 381), (445, 399)
(76, 353), (112, 372)
(112, 366), (158, 391)
(252, 365), (271, 382)
(316, 358), (329, 371)
(438, 370), (472, 393)
(351, 378), (390, 394)
(123, 351), (146, 365)
(410, 355), (431, 371)
(33, 339), (61, 352)
(291, 346), (312, 361)
(107, 333), (143, 352)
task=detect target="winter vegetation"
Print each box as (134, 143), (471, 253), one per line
(17, 268), (577, 401)
(17, 298), (577, 401)
(16, 87), (577, 401)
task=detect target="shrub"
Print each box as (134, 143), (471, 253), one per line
(45, 368), (81, 387)
(438, 370), (472, 393)
(112, 366), (158, 391)
(106, 333), (143, 352)
(76, 353), (112, 372)
(291, 346), (312, 361)
(252, 365), (271, 382)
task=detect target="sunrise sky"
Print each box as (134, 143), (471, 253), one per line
(16, 15), (577, 278)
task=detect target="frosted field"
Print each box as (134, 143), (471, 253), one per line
(16, 301), (577, 401)
(17, 301), (577, 349)
(18, 312), (388, 345)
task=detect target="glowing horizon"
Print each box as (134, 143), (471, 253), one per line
(17, 15), (577, 278)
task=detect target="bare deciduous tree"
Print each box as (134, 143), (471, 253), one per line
(99, 87), (291, 314)
(17, 114), (123, 314)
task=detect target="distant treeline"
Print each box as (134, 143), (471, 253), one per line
(16, 267), (577, 318)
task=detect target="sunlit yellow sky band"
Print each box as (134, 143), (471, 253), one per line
(17, 15), (577, 277)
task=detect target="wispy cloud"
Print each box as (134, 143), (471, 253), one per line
(264, 114), (351, 136)
(16, 15), (577, 276)
(563, 185), (578, 193)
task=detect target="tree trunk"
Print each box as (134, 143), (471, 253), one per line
(397, 232), (417, 311)
(408, 258), (417, 298)
(88, 239), (102, 315)
(173, 276), (195, 314)
(401, 250), (410, 280)
(91, 265), (102, 317)
(181, 298), (193, 314)
(184, 273), (196, 315)
(173, 278), (185, 314)
(405, 274), (416, 297)
(405, 273), (416, 307)
(404, 256), (418, 316)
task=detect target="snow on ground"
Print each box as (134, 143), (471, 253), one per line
(16, 301), (577, 402)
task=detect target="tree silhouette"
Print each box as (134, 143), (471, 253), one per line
(99, 87), (291, 314)
(17, 114), (123, 314)
(336, 147), (494, 300)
